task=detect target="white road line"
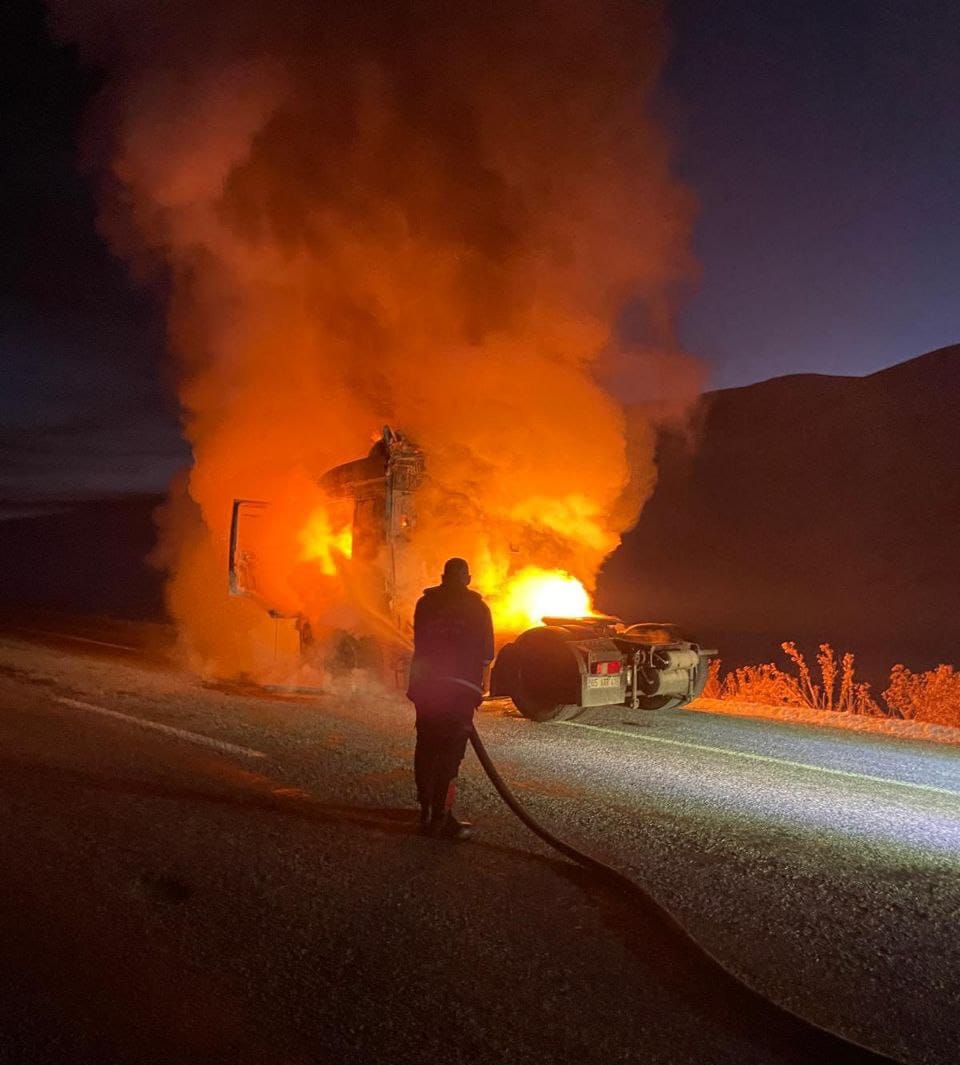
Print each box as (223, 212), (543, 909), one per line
(9, 627), (139, 652)
(54, 697), (267, 761)
(557, 719), (960, 801)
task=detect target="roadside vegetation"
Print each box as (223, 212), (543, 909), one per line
(703, 643), (960, 728)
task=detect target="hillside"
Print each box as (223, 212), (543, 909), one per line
(0, 495), (165, 621)
(598, 344), (960, 687)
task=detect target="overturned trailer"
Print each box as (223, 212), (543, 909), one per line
(229, 426), (714, 717)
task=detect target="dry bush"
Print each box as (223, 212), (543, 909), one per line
(883, 664), (960, 726)
(716, 641), (882, 715)
(720, 661), (805, 706)
(781, 642), (881, 715)
(706, 643), (960, 727)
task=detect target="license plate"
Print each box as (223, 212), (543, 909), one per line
(587, 676), (621, 689)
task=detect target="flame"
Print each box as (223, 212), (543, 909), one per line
(298, 507), (352, 576)
(487, 567), (592, 632)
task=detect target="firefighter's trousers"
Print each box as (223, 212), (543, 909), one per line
(413, 688), (477, 818)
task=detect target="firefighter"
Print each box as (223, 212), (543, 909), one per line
(407, 557), (495, 840)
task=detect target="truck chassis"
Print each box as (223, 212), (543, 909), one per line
(491, 615), (714, 721)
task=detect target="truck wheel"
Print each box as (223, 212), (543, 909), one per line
(512, 665), (583, 722)
(551, 703), (585, 721)
(512, 688), (583, 722)
(490, 642), (519, 697)
(505, 626), (584, 722)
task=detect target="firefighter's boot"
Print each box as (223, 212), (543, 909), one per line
(427, 779), (475, 841)
(430, 812), (475, 841)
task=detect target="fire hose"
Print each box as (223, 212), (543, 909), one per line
(468, 724), (899, 1064)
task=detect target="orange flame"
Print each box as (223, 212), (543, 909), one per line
(481, 566), (592, 633)
(298, 507), (352, 576)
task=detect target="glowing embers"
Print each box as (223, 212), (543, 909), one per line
(491, 566), (592, 632)
(298, 506), (353, 576)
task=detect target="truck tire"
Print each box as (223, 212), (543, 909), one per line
(512, 683), (583, 722)
(490, 642), (519, 697)
(507, 626), (584, 722)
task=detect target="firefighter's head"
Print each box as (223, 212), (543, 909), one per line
(441, 557), (471, 587)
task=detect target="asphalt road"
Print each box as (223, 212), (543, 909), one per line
(1, 630), (957, 1065)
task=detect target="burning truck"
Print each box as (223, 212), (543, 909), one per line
(229, 427), (714, 720)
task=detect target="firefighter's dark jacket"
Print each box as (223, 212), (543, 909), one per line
(406, 581), (495, 703)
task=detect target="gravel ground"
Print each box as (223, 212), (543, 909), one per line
(1, 634), (957, 1064)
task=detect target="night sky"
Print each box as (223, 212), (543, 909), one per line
(1, 1), (184, 504)
(2, 0), (959, 501)
(666, 0), (960, 388)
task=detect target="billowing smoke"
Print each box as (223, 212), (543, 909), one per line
(52, 0), (698, 677)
